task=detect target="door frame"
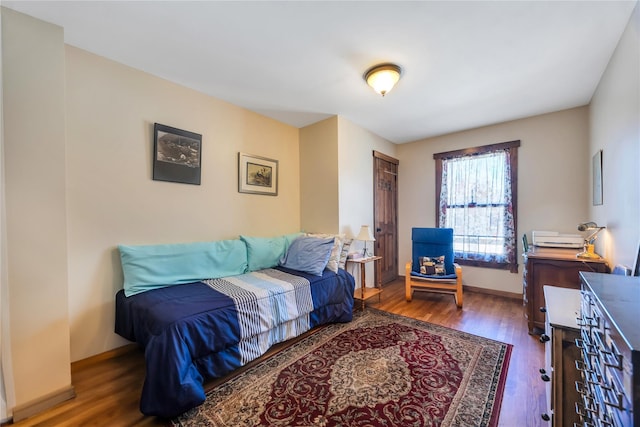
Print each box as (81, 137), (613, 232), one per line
(373, 150), (399, 284)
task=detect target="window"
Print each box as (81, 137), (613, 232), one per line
(434, 140), (520, 273)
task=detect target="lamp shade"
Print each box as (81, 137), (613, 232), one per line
(364, 63), (401, 96)
(577, 222), (600, 231)
(577, 221), (605, 244)
(356, 225), (375, 242)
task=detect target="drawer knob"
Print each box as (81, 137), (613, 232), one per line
(539, 334), (550, 343)
(539, 368), (546, 374)
(541, 413), (550, 422)
(539, 307), (547, 313)
(540, 373), (550, 382)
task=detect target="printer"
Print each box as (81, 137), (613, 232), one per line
(532, 230), (583, 249)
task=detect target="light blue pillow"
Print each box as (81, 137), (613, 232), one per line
(283, 232), (304, 249)
(119, 239), (248, 296)
(240, 235), (288, 271)
(279, 236), (335, 276)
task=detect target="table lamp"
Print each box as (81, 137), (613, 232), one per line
(576, 222), (605, 259)
(356, 225), (376, 258)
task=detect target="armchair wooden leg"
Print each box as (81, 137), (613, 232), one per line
(455, 265), (463, 308)
(405, 261), (413, 302)
(455, 288), (463, 308)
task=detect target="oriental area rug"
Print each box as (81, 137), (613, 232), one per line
(172, 309), (512, 427)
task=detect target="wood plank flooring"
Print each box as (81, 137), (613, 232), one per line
(6, 279), (547, 426)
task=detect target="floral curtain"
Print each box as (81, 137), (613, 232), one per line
(438, 149), (516, 270)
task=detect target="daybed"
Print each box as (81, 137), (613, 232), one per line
(114, 233), (355, 418)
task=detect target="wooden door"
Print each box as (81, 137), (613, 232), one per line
(373, 151), (399, 284)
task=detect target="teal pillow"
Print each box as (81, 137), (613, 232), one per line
(240, 235), (292, 271)
(119, 239), (248, 296)
(279, 236), (334, 276)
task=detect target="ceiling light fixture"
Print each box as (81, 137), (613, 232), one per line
(364, 63), (402, 97)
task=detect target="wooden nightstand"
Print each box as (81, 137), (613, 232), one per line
(347, 256), (382, 310)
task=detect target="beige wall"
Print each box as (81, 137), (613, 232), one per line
(2, 8), (302, 415)
(0, 10), (8, 422)
(65, 46), (301, 361)
(299, 117), (339, 234)
(1, 7), (72, 411)
(300, 116), (397, 288)
(337, 117), (397, 239)
(397, 107), (591, 294)
(337, 117), (397, 286)
(589, 3), (640, 270)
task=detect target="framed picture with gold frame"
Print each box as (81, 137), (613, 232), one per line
(238, 152), (278, 196)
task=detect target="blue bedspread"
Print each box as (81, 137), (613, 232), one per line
(114, 266), (355, 418)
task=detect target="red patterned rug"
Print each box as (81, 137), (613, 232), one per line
(172, 309), (512, 427)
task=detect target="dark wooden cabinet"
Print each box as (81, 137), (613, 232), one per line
(542, 286), (582, 426)
(578, 273), (639, 427)
(523, 247), (608, 334)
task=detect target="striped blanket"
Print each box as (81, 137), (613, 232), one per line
(204, 268), (314, 364)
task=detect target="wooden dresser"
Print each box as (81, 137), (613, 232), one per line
(577, 272), (639, 427)
(523, 247), (608, 334)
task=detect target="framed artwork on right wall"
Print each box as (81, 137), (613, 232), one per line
(593, 149), (603, 206)
(634, 241), (640, 277)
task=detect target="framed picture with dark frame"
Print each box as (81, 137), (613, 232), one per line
(593, 149), (603, 206)
(153, 123), (202, 185)
(634, 240), (640, 277)
(238, 152), (278, 196)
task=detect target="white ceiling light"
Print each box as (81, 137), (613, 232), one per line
(364, 63), (402, 97)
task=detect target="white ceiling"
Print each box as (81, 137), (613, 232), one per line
(3, 1), (637, 143)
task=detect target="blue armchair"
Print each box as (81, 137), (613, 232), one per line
(405, 227), (463, 308)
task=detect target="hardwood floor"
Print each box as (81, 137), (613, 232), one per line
(6, 279), (547, 426)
